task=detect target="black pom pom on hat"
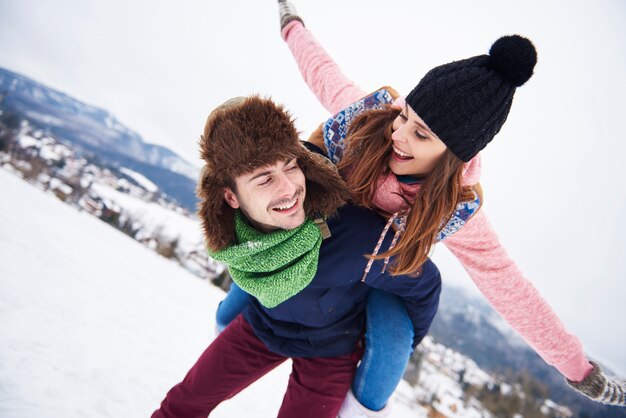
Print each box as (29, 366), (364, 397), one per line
(489, 35), (537, 87)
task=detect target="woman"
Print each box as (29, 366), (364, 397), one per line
(217, 2), (625, 416)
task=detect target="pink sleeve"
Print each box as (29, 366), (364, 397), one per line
(281, 21), (367, 114)
(443, 210), (593, 382)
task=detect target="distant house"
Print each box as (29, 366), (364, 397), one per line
(48, 178), (73, 202)
(78, 194), (104, 217)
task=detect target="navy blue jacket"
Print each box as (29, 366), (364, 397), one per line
(243, 202), (441, 358)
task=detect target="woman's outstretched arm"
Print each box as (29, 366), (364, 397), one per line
(443, 210), (593, 381)
(279, 11), (367, 113)
(444, 212), (626, 405)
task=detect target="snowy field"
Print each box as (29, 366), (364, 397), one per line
(0, 169), (426, 418)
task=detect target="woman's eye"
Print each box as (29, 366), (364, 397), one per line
(415, 131), (428, 140)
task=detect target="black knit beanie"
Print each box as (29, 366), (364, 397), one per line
(405, 35), (537, 162)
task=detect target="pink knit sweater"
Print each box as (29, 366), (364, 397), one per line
(282, 21), (592, 382)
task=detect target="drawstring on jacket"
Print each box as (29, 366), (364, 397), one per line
(361, 211), (406, 282)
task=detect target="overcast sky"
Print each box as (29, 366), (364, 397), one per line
(1, 1), (625, 376)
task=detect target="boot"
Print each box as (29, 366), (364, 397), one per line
(337, 389), (392, 418)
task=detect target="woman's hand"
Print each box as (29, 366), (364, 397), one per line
(567, 362), (626, 406)
(278, 0), (304, 30)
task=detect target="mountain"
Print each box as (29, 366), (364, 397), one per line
(430, 286), (626, 417)
(0, 66), (199, 210)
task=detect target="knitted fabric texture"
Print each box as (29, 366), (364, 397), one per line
(209, 211), (322, 309)
(278, 0), (303, 30)
(405, 35), (537, 162)
(567, 361), (626, 405)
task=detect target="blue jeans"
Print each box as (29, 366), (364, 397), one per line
(215, 283), (413, 411)
(215, 282), (251, 332)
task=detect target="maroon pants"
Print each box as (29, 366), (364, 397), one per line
(152, 315), (362, 418)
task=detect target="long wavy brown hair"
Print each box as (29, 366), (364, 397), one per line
(338, 105), (476, 276)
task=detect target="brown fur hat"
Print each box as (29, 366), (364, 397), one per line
(197, 96), (349, 252)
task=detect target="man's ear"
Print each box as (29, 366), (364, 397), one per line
(223, 187), (240, 209)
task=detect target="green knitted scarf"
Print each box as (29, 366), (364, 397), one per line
(209, 211), (322, 308)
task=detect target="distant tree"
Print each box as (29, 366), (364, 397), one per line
(22, 156), (47, 180)
(118, 215), (139, 237)
(517, 369), (548, 400)
(157, 236), (180, 260)
(476, 370), (555, 418)
(100, 203), (122, 225)
(0, 111), (21, 130)
(65, 177), (87, 205)
(0, 130), (11, 152)
(212, 269), (232, 292)
(458, 368), (466, 383)
(403, 347), (425, 386)
(0, 113), (19, 153)
(476, 383), (522, 417)
(462, 384), (479, 408)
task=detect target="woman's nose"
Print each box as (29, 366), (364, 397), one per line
(391, 125), (406, 143)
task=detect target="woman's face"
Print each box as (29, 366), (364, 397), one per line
(389, 104), (447, 176)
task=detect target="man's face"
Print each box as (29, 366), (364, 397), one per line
(223, 158), (307, 233)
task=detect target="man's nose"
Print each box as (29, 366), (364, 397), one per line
(275, 172), (297, 196)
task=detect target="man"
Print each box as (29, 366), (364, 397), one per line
(152, 96), (441, 418)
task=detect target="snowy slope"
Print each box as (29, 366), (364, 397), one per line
(89, 181), (203, 252)
(0, 169), (428, 418)
(0, 168), (291, 417)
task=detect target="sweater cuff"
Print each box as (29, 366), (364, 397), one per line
(281, 20), (303, 41)
(556, 352), (594, 383)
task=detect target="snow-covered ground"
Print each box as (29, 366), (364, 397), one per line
(90, 181), (203, 252)
(119, 167), (159, 193)
(0, 168), (289, 417)
(0, 168), (430, 417)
